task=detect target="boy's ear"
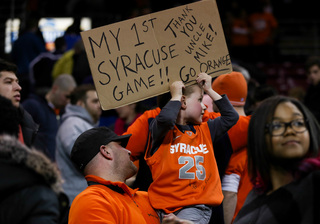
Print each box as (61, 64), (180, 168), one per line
(181, 95), (187, 109)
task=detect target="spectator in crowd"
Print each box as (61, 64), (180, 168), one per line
(63, 17), (82, 51)
(52, 39), (91, 85)
(22, 74), (77, 161)
(0, 58), (39, 149)
(228, 7), (250, 62)
(68, 126), (159, 224)
(68, 126), (193, 224)
(145, 73), (238, 223)
(247, 2), (278, 63)
(11, 12), (47, 100)
(110, 102), (145, 186)
(304, 56), (320, 124)
(202, 92), (214, 112)
(0, 95), (68, 224)
(234, 96), (320, 223)
(210, 72), (253, 224)
(288, 86), (305, 102)
(29, 36), (67, 94)
(245, 83), (278, 115)
(112, 103), (144, 135)
(55, 84), (101, 205)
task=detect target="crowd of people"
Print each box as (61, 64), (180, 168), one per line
(1, 47), (320, 223)
(0, 1), (320, 223)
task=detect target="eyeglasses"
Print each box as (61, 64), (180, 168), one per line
(265, 119), (308, 136)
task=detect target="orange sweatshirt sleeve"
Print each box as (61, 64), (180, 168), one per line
(124, 108), (160, 161)
(228, 115), (251, 152)
(205, 113), (251, 152)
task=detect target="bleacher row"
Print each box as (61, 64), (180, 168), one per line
(257, 62), (309, 96)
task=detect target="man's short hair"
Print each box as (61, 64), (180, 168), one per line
(0, 58), (17, 76)
(69, 84), (96, 105)
(53, 74), (77, 91)
(305, 56), (320, 71)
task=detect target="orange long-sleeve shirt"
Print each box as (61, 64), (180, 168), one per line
(222, 115), (253, 222)
(68, 175), (160, 224)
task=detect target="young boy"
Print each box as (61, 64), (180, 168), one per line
(145, 73), (239, 223)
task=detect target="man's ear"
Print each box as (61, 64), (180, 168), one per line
(51, 85), (58, 93)
(100, 145), (112, 160)
(76, 100), (85, 107)
(181, 95), (187, 109)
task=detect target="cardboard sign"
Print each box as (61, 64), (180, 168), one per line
(81, 0), (232, 110)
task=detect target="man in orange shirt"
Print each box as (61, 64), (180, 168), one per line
(69, 126), (194, 224)
(69, 126), (159, 224)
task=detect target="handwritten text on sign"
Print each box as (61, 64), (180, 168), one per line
(81, 0), (231, 110)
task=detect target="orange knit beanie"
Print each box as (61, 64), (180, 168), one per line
(211, 72), (247, 106)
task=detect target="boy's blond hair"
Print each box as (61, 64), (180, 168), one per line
(182, 83), (199, 97)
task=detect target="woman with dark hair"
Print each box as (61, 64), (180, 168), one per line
(234, 95), (320, 224)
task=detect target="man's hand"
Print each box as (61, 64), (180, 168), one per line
(162, 213), (194, 224)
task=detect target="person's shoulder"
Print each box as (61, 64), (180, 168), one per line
(241, 114), (252, 119)
(10, 184), (60, 216)
(73, 185), (116, 204)
(143, 107), (160, 118)
(7, 184), (60, 221)
(23, 94), (48, 105)
(310, 170), (320, 180)
(22, 98), (42, 108)
(135, 190), (148, 198)
(27, 184), (60, 200)
(127, 107), (160, 129)
(243, 188), (259, 204)
(69, 186), (115, 222)
(59, 115), (89, 131)
(19, 106), (37, 123)
(238, 115), (251, 124)
(203, 110), (220, 121)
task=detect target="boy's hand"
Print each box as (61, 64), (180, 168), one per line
(196, 73), (212, 93)
(197, 73), (222, 101)
(170, 81), (184, 101)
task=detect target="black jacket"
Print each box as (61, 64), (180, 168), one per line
(234, 171), (320, 224)
(0, 135), (68, 224)
(304, 83), (320, 124)
(18, 106), (39, 148)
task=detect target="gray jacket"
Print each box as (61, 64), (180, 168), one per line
(55, 104), (98, 205)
